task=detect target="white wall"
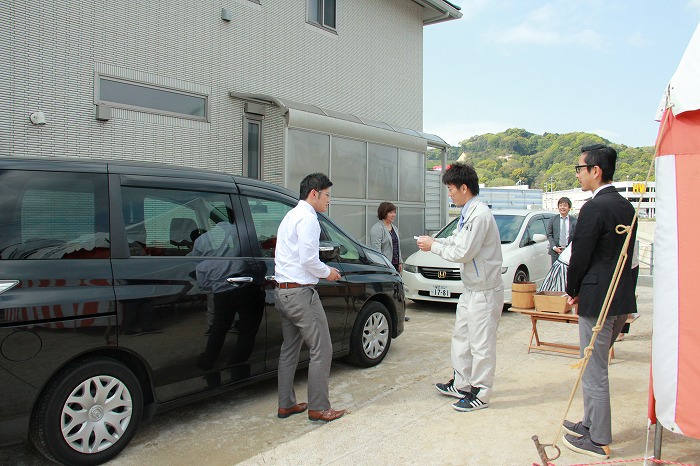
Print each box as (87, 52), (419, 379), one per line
(3, 0), (425, 179)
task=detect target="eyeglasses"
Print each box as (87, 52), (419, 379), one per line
(574, 164), (595, 174)
(316, 190), (331, 198)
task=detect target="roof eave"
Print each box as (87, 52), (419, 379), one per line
(415, 0), (463, 25)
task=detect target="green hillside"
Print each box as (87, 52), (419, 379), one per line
(427, 128), (655, 190)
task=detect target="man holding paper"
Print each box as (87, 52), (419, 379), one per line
(416, 163), (503, 412)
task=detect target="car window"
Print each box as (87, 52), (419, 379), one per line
(519, 215), (546, 247)
(121, 186), (237, 257)
(495, 215), (526, 244)
(0, 170), (110, 260)
(243, 197), (293, 257)
(319, 217), (361, 262)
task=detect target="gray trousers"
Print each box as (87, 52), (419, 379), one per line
(578, 313), (628, 445)
(275, 287), (332, 411)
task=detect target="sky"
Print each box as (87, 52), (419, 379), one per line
(422, 0), (700, 148)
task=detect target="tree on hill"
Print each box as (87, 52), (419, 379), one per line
(426, 128), (654, 189)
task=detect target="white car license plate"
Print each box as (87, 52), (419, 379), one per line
(430, 285), (450, 297)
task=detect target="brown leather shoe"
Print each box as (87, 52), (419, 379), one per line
(277, 402), (308, 418)
(308, 408), (347, 422)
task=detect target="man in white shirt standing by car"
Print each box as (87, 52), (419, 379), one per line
(274, 173), (347, 423)
(417, 163), (504, 412)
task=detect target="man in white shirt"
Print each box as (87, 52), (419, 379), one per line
(274, 173), (346, 422)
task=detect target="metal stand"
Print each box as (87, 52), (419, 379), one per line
(532, 435), (560, 465)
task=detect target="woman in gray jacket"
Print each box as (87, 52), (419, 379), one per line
(368, 202), (402, 272)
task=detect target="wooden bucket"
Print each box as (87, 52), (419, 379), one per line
(511, 281), (536, 309)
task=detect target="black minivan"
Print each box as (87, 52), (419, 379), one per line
(0, 157), (405, 465)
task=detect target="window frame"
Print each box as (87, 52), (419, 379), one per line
(243, 115), (264, 179)
(307, 0), (336, 31)
(95, 75), (209, 122)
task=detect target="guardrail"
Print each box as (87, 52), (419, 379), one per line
(638, 239), (653, 275)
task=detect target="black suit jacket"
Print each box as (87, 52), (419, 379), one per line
(566, 186), (637, 318)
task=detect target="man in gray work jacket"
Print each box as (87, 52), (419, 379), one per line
(417, 163), (504, 412)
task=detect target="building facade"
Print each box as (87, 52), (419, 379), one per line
(3, 0), (460, 252)
(544, 181), (656, 218)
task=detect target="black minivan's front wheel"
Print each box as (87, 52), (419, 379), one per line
(347, 301), (392, 367)
(30, 358), (143, 466)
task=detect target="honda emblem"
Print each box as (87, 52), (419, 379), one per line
(437, 270), (447, 279)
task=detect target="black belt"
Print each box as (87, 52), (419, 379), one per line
(276, 282), (314, 289)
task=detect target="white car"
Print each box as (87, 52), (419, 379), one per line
(402, 209), (555, 305)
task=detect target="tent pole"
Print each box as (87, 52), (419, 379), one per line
(654, 421), (664, 459)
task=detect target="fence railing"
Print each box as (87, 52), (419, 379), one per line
(638, 240), (654, 275)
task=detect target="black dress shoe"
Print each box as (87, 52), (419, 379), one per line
(278, 402), (308, 418)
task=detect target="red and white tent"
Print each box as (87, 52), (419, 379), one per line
(651, 21), (700, 439)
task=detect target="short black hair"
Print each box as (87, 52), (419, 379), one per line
(442, 163), (480, 196)
(377, 202), (397, 220)
(299, 173), (333, 200)
(581, 144), (617, 182)
(557, 197), (572, 208)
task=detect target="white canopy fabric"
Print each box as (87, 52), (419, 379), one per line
(656, 22), (700, 119)
(651, 20), (700, 440)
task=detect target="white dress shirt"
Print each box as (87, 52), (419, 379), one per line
(274, 200), (330, 285)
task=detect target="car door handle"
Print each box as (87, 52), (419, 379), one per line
(226, 277), (254, 283)
(0, 280), (19, 295)
(319, 246), (335, 252)
(265, 275), (276, 281)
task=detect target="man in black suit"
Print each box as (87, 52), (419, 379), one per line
(546, 196), (577, 264)
(562, 144), (637, 460)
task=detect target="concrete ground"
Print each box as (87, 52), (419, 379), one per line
(7, 222), (699, 465)
(7, 280), (698, 466)
(231, 282), (698, 466)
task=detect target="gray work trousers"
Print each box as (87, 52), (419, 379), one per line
(452, 286), (504, 403)
(275, 286), (332, 411)
(578, 313), (628, 445)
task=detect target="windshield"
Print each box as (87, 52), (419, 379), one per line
(435, 214), (526, 244)
(436, 218), (458, 239)
(495, 215), (525, 243)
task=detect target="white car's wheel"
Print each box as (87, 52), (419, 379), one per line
(513, 267), (529, 283)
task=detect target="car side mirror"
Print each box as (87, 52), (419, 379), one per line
(319, 241), (341, 261)
(532, 233), (547, 243)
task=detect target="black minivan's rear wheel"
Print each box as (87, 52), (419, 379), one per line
(347, 301), (392, 367)
(30, 358), (143, 466)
